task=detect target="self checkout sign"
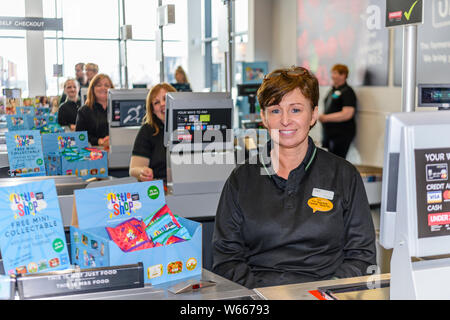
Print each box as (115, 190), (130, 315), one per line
(385, 0), (423, 27)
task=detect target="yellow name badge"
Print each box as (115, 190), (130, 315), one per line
(307, 197), (333, 213)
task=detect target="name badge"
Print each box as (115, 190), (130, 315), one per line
(312, 188), (334, 200)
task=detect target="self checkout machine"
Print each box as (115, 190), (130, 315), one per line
(380, 84), (450, 299)
(164, 92), (236, 269)
(107, 88), (148, 170)
(236, 83), (262, 129)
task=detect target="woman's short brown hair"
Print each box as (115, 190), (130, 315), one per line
(85, 74), (114, 108)
(331, 64), (349, 78)
(257, 66), (319, 111)
(143, 83), (177, 135)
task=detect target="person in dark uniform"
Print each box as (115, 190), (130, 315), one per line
(212, 66), (376, 289)
(318, 64), (357, 159)
(58, 78), (81, 131)
(75, 73), (114, 151)
(129, 83), (177, 182)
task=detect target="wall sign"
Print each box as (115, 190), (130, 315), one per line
(0, 16), (63, 31)
(386, 0), (423, 27)
(296, 0), (389, 86)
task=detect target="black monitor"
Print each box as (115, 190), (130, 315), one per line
(418, 84), (450, 110)
(171, 83), (192, 92)
(132, 84), (147, 89)
(237, 83), (261, 114)
(164, 92), (234, 152)
(108, 89), (149, 128)
(110, 99), (146, 127)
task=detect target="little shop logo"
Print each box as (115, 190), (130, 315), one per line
(57, 136), (76, 149)
(14, 134), (35, 147)
(9, 191), (46, 220)
(106, 192), (142, 218)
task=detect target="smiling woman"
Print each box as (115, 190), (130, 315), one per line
(212, 66), (376, 289)
(75, 73), (114, 150)
(129, 83), (177, 182)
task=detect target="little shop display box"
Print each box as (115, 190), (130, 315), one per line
(70, 180), (202, 285)
(42, 132), (108, 180)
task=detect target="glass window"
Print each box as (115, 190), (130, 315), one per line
(0, 38), (28, 96)
(126, 40), (158, 87)
(211, 40), (224, 92)
(124, 0), (158, 40)
(62, 39), (120, 86)
(164, 41), (187, 84)
(0, 0), (26, 37)
(234, 0), (248, 34)
(0, 0), (25, 16)
(60, 0), (119, 39)
(210, 0), (222, 39)
(162, 0), (187, 41)
(44, 38), (65, 96)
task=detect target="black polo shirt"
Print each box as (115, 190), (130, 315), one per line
(131, 117), (167, 181)
(58, 99), (81, 127)
(212, 137), (376, 289)
(75, 102), (109, 146)
(322, 82), (357, 138)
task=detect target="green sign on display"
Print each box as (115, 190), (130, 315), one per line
(385, 0), (423, 27)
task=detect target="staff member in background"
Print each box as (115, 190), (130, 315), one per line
(173, 66), (192, 92)
(75, 62), (87, 87)
(129, 83), (177, 182)
(85, 63), (99, 87)
(212, 66), (376, 289)
(75, 73), (113, 151)
(318, 64), (357, 159)
(58, 78), (81, 131)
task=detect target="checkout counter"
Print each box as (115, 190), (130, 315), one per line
(107, 89), (148, 170)
(7, 89), (446, 301)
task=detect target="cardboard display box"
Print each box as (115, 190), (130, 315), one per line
(70, 180), (202, 285)
(42, 132), (108, 180)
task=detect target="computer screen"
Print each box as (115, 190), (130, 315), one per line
(111, 99), (146, 127)
(170, 83), (192, 92)
(237, 83), (260, 97)
(172, 108), (232, 144)
(164, 92), (233, 152)
(418, 84), (450, 108)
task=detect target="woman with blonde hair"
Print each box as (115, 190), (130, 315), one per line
(58, 78), (81, 131)
(75, 73), (114, 150)
(129, 83), (176, 182)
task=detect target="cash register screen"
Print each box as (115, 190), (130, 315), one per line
(418, 85), (450, 107)
(171, 108), (232, 145)
(111, 99), (146, 127)
(415, 148), (450, 238)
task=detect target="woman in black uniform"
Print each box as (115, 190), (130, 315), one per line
(129, 83), (176, 181)
(75, 73), (114, 151)
(212, 66), (376, 289)
(58, 78), (81, 131)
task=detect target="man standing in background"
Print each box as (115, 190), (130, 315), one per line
(75, 62), (86, 87)
(84, 63), (99, 87)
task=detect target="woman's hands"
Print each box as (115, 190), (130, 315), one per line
(138, 167), (154, 181)
(98, 136), (110, 152)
